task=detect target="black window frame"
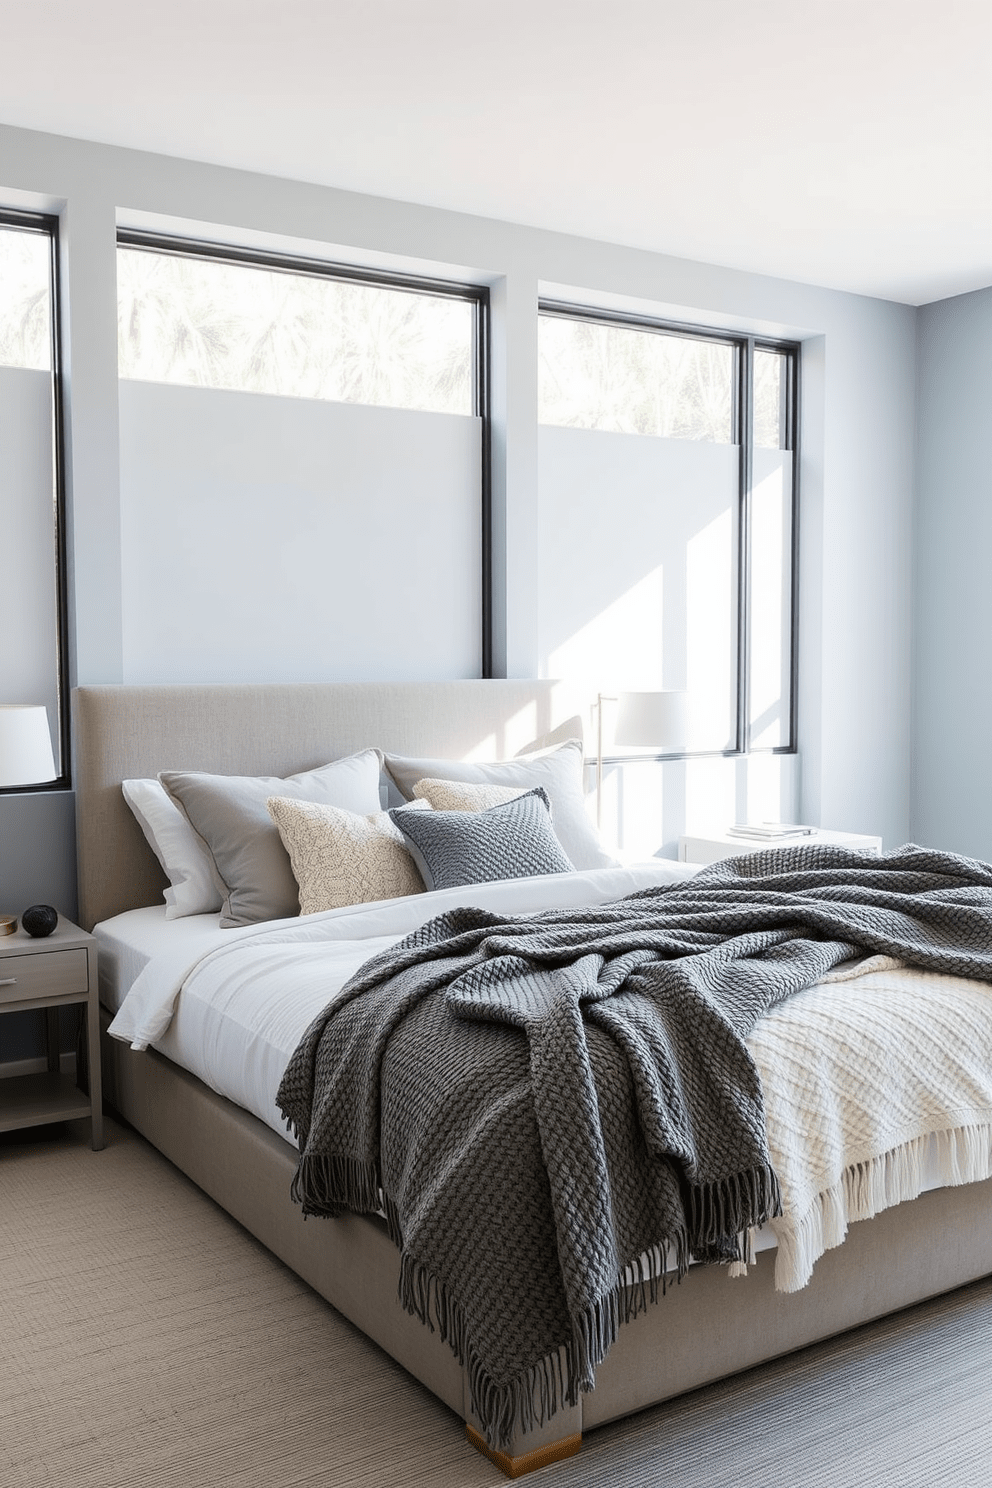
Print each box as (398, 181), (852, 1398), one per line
(538, 299), (800, 759)
(0, 207), (70, 793)
(117, 230), (494, 676)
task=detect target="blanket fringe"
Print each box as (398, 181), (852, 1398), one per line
(289, 1154), (403, 1238)
(400, 1228), (696, 1451)
(727, 1226), (757, 1278)
(399, 1245), (602, 1451)
(688, 1164), (782, 1258)
(398, 1250), (570, 1449)
(292, 1160), (779, 1448)
(621, 1235), (687, 1319)
(772, 1123), (992, 1293)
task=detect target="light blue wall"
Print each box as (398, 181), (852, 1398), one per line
(0, 121), (921, 965)
(913, 286), (992, 855)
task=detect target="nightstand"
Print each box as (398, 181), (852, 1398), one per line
(679, 827), (883, 866)
(0, 915), (103, 1149)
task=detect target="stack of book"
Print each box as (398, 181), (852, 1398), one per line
(726, 823), (815, 841)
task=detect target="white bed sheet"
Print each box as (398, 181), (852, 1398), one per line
(96, 905), (225, 1012)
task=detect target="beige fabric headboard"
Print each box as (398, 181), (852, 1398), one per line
(72, 681), (589, 931)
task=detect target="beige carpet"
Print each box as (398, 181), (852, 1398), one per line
(3, 1115), (992, 1488)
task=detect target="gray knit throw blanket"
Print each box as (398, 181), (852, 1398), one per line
(277, 845), (992, 1448)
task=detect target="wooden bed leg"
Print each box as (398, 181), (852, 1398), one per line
(465, 1424), (582, 1477)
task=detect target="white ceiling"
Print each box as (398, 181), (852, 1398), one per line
(2, 0), (990, 305)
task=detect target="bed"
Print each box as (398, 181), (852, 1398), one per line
(74, 681), (992, 1478)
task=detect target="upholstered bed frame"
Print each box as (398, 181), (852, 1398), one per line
(74, 682), (992, 1478)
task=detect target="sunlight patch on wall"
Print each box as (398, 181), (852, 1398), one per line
(547, 568), (666, 692)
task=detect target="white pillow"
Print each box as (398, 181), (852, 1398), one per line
(384, 739), (615, 871)
(122, 778), (223, 919)
(267, 796), (431, 913)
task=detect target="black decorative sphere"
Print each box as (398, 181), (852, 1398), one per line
(22, 904), (58, 938)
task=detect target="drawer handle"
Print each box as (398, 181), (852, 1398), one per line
(0, 977), (16, 986)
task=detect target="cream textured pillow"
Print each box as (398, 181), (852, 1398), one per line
(267, 796), (430, 913)
(412, 778), (527, 813)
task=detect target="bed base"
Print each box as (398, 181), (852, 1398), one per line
(78, 683), (992, 1474)
(101, 1016), (992, 1475)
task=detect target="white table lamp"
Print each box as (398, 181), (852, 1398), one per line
(596, 690), (687, 827)
(0, 705), (58, 788)
(613, 691), (688, 752)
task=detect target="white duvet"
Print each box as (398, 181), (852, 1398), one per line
(107, 862), (698, 1137)
(105, 860), (992, 1292)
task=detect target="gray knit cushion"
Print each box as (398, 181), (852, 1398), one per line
(383, 738), (615, 870)
(389, 787), (574, 892)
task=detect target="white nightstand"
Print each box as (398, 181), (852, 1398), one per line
(0, 915), (103, 1149)
(679, 827), (883, 866)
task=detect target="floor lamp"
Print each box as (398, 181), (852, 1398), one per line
(596, 690), (687, 829)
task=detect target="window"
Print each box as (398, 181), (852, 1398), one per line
(117, 239), (478, 416)
(116, 235), (490, 683)
(539, 314), (734, 443)
(537, 304), (798, 756)
(0, 212), (67, 788)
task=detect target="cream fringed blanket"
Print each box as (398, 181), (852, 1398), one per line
(748, 954), (992, 1293)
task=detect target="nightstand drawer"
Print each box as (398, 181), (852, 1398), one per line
(0, 947), (90, 1007)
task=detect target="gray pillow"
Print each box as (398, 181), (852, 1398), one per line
(161, 749), (384, 927)
(389, 788), (574, 892)
(384, 738), (615, 871)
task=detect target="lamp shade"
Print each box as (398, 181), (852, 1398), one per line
(613, 690), (687, 752)
(0, 705), (58, 787)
